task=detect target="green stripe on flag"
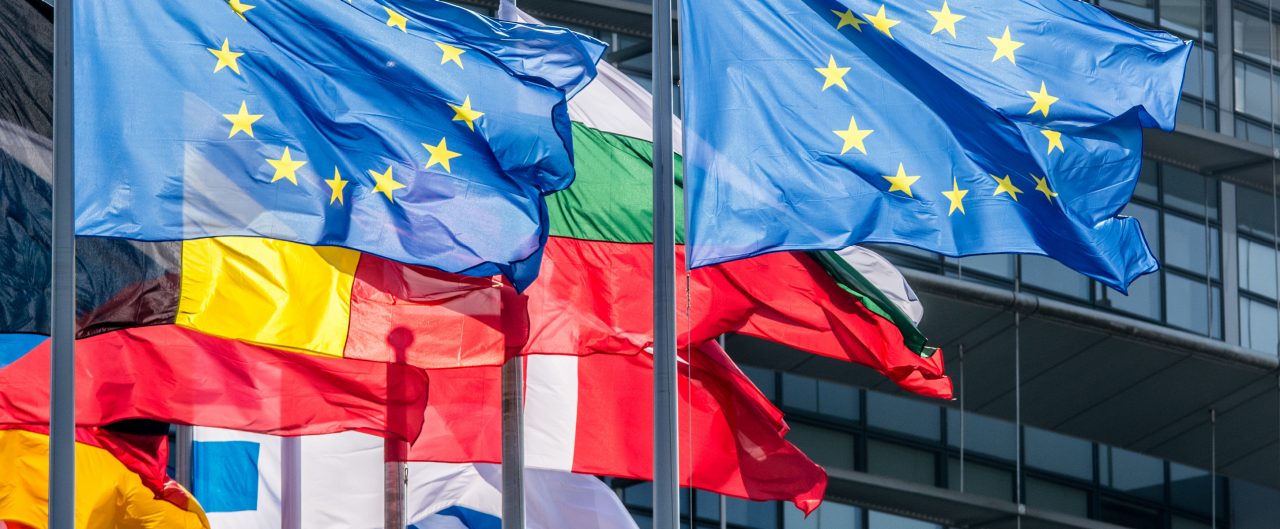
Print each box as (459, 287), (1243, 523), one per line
(811, 251), (933, 357)
(550, 123), (685, 243)
(556, 122), (933, 358)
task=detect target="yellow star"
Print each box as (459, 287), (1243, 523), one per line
(422, 137), (462, 173)
(325, 168), (349, 205)
(927, 2), (965, 38)
(991, 174), (1024, 201)
(833, 116), (874, 155)
(437, 43), (466, 69)
(1041, 129), (1064, 154)
(223, 101), (263, 139)
(941, 178), (968, 215)
(385, 7), (408, 32)
(449, 96), (485, 131)
(266, 147), (307, 185)
(883, 164), (921, 197)
(207, 39), (244, 75)
(369, 165), (407, 202)
(227, 0), (255, 20)
(1026, 82), (1059, 117)
(987, 26), (1024, 64)
(831, 9), (865, 31)
(815, 56), (851, 92)
(862, 5), (901, 38)
(1033, 174), (1058, 202)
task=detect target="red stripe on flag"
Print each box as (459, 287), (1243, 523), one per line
(0, 325), (428, 441)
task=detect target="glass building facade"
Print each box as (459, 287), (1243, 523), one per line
(459, 0), (1280, 528)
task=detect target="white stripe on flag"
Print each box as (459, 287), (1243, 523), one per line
(524, 354), (579, 472)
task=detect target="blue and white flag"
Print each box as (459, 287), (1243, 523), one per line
(190, 429), (637, 529)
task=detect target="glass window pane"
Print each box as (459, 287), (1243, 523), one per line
(1025, 426), (1094, 480)
(1162, 166), (1218, 219)
(1102, 0), (1155, 21)
(781, 373), (818, 411)
(1177, 99), (1205, 128)
(1026, 478), (1090, 517)
(945, 409), (1016, 460)
(1100, 446), (1165, 502)
(1022, 254), (1090, 299)
(817, 380), (859, 420)
(947, 254), (1014, 282)
(1164, 213), (1216, 276)
(1170, 463), (1214, 517)
(787, 423), (855, 471)
(781, 373), (860, 421)
(1236, 61), (1280, 122)
(785, 501), (862, 529)
(866, 391), (940, 440)
(741, 366), (776, 401)
(1236, 186), (1277, 239)
(1234, 10), (1276, 63)
(1230, 478), (1280, 529)
(1239, 238), (1278, 299)
(866, 440), (937, 487)
(1240, 297), (1279, 355)
(1181, 47), (1204, 100)
(1136, 162), (1159, 202)
(867, 511), (942, 529)
(947, 458), (1013, 501)
(1107, 269), (1162, 319)
(1166, 273), (1215, 335)
(725, 498), (778, 529)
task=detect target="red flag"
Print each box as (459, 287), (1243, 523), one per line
(0, 325), (427, 441)
(409, 341), (827, 513)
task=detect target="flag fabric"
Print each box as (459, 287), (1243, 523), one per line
(514, 12), (949, 396)
(679, 0), (1191, 292)
(189, 429), (638, 529)
(405, 463), (639, 529)
(2, 109), (520, 369)
(73, 0), (604, 289)
(0, 327), (428, 440)
(0, 426), (209, 529)
(411, 342), (828, 514)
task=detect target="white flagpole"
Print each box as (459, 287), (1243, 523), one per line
(651, 0), (678, 528)
(50, 0), (77, 526)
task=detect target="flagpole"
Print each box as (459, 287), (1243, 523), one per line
(282, 437), (302, 529)
(385, 331), (411, 529)
(651, 1), (679, 529)
(494, 3), (527, 528)
(50, 0), (77, 526)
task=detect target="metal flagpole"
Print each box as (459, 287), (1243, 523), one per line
(501, 353), (526, 529)
(174, 425), (194, 488)
(282, 437), (302, 529)
(385, 329), (412, 529)
(50, 0), (76, 526)
(494, 3), (526, 527)
(652, 0), (678, 527)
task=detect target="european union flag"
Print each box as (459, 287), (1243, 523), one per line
(73, 0), (604, 290)
(680, 0), (1190, 292)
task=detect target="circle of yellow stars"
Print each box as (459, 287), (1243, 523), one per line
(207, 1), (483, 207)
(817, 2), (1064, 216)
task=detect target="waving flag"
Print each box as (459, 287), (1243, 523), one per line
(189, 429), (637, 529)
(73, 0), (604, 289)
(514, 10), (948, 396)
(0, 425), (208, 529)
(411, 342), (828, 514)
(680, 0), (1190, 291)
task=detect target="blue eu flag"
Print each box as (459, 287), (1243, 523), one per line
(73, 0), (604, 290)
(680, 0), (1190, 292)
